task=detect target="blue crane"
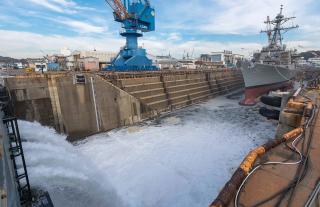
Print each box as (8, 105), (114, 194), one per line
(104, 0), (158, 71)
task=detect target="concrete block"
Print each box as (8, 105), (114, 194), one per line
(279, 111), (303, 128)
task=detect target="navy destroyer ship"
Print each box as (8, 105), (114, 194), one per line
(240, 5), (299, 105)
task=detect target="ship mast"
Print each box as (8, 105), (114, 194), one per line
(261, 5), (299, 50)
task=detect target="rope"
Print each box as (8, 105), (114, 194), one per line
(274, 65), (292, 81)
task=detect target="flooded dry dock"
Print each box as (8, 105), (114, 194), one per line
(1, 0), (320, 206)
(4, 69), (243, 140)
(1, 69), (320, 207)
(18, 90), (275, 207)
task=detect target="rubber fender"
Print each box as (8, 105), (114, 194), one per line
(259, 107), (280, 120)
(260, 95), (282, 107)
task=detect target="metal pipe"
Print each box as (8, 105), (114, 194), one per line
(90, 77), (100, 132)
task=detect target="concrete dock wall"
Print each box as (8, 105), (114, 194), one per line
(5, 70), (244, 140)
(6, 74), (142, 140)
(5, 77), (55, 127)
(53, 75), (142, 139)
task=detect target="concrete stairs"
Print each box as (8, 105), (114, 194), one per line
(120, 77), (169, 112)
(117, 70), (244, 113)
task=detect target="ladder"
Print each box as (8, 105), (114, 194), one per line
(3, 117), (32, 205)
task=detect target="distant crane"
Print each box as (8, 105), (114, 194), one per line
(104, 0), (158, 71)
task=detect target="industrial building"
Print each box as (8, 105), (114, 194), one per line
(296, 57), (309, 66)
(296, 57), (320, 68)
(309, 57), (320, 66)
(68, 50), (116, 71)
(200, 50), (244, 68)
(26, 58), (44, 69)
(34, 62), (47, 72)
(78, 57), (100, 71)
(17, 50), (117, 71)
(155, 55), (179, 69)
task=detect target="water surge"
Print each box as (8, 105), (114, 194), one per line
(19, 96), (276, 207)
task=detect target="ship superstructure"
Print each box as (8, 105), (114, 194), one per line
(255, 5), (298, 67)
(240, 5), (299, 105)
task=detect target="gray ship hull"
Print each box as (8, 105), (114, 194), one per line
(241, 63), (296, 88)
(240, 62), (296, 105)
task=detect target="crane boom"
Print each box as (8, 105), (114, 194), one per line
(105, 0), (129, 20)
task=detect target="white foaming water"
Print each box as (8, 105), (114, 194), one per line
(19, 96), (276, 207)
(19, 121), (125, 207)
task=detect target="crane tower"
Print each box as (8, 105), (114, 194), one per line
(104, 0), (158, 71)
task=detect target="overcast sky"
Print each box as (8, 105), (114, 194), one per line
(0, 0), (319, 58)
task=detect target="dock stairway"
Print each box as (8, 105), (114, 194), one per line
(117, 70), (244, 113)
(3, 117), (32, 205)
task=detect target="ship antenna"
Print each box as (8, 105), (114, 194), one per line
(260, 5), (299, 49)
(266, 16), (272, 46)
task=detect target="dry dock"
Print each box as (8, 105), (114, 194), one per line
(3, 69), (243, 140)
(210, 79), (320, 207)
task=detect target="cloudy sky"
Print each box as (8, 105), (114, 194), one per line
(0, 0), (319, 58)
